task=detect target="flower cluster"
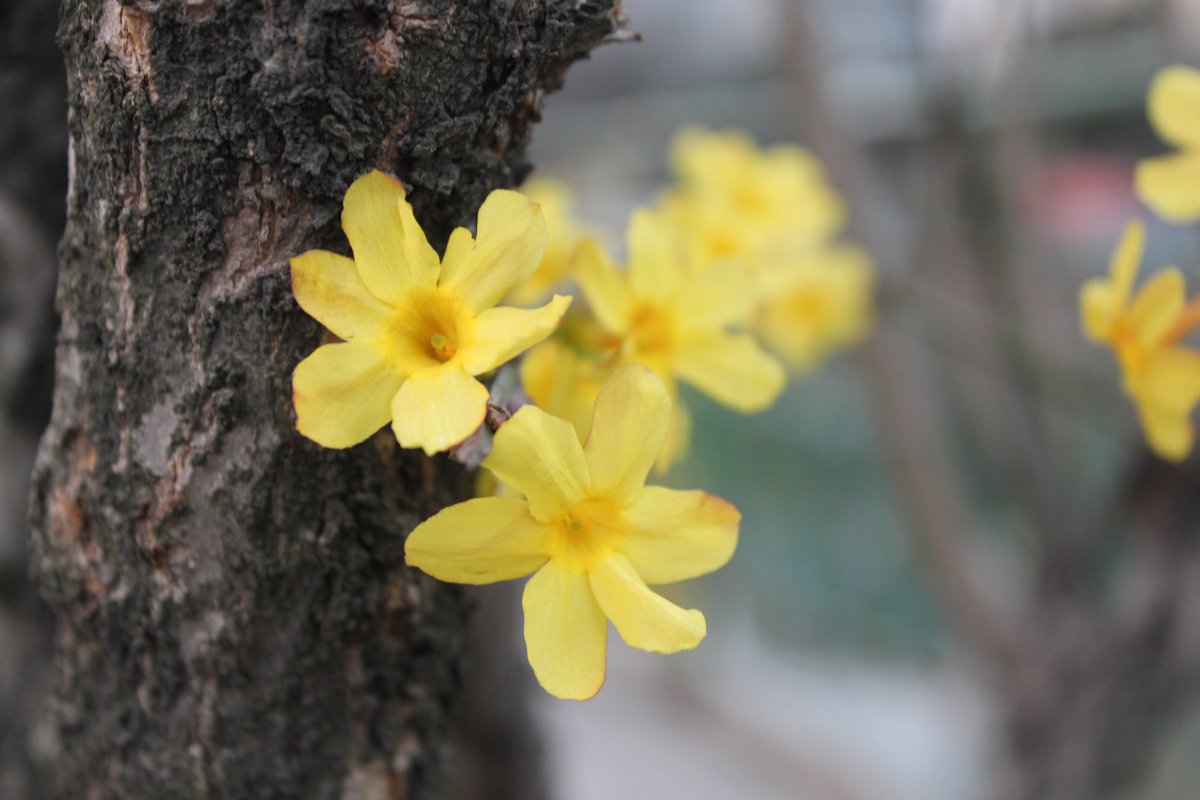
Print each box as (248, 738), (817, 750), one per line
(1082, 66), (1200, 461)
(289, 129), (872, 699)
(522, 128), (875, 470)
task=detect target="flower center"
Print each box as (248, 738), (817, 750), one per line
(550, 496), (626, 573)
(788, 287), (828, 323)
(429, 332), (455, 361)
(381, 287), (471, 368)
(734, 182), (770, 217)
(629, 304), (676, 366)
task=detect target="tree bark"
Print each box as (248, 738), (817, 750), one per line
(0, 0), (67, 797)
(28, 1), (618, 797)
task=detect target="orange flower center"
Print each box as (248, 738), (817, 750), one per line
(787, 287), (829, 322)
(629, 304), (677, 368)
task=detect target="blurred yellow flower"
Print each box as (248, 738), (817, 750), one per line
(662, 127), (845, 268)
(570, 209), (785, 470)
(521, 330), (693, 474)
(1136, 65), (1200, 223)
(575, 209), (786, 410)
(1081, 219), (1200, 460)
(521, 336), (611, 441)
(507, 178), (586, 307)
(405, 365), (739, 700)
(756, 245), (875, 373)
(292, 170), (570, 455)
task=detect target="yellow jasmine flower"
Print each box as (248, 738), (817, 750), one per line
(405, 365), (740, 700)
(573, 209), (787, 416)
(756, 245), (875, 374)
(507, 178), (586, 307)
(1136, 65), (1200, 223)
(662, 127), (845, 268)
(292, 170), (571, 455)
(1081, 219), (1200, 460)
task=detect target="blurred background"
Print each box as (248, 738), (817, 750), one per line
(512, 1), (1200, 799)
(6, 1), (1200, 799)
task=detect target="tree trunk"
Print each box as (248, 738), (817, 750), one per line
(28, 1), (618, 797)
(0, 0), (67, 797)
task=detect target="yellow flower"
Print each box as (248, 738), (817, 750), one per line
(291, 170), (571, 455)
(662, 127), (845, 267)
(1136, 65), (1200, 223)
(756, 245), (875, 373)
(1081, 219), (1200, 460)
(405, 365), (740, 700)
(506, 178), (586, 307)
(573, 209), (787, 415)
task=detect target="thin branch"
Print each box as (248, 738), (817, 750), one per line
(781, 2), (1029, 669)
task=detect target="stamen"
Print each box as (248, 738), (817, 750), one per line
(430, 332), (454, 361)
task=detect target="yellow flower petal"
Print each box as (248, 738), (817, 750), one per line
(620, 487), (739, 584)
(627, 208), (685, 303)
(1139, 346), (1200, 411)
(583, 364), (671, 501)
(1109, 219), (1144, 303)
(507, 178), (583, 307)
(291, 250), (391, 341)
(674, 331), (786, 413)
(1136, 152), (1200, 223)
(341, 170), (439, 302)
(484, 405), (590, 522)
(459, 294), (572, 375)
(441, 226), (476, 272)
(438, 189), (546, 313)
(523, 560), (607, 700)
(390, 364), (489, 455)
(1131, 347), (1200, 461)
(405, 496), (550, 584)
(670, 127), (755, 185)
(1147, 65), (1200, 149)
(1080, 279), (1119, 343)
(1138, 402), (1193, 461)
(293, 341), (403, 448)
(656, 396), (691, 475)
(675, 260), (758, 331)
(588, 553), (706, 654)
(1129, 268), (1185, 348)
(574, 237), (633, 334)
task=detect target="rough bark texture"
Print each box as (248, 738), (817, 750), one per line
(28, 1), (618, 797)
(0, 0), (67, 797)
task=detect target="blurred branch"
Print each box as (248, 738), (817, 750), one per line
(783, 3), (1200, 798)
(782, 2), (1028, 671)
(0, 0), (65, 796)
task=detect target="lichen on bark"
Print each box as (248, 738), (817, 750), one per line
(29, 1), (619, 797)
